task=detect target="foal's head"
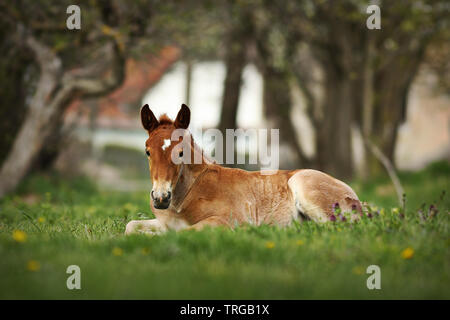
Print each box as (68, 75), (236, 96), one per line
(141, 104), (191, 209)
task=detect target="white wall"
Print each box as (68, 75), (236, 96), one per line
(143, 61), (264, 130)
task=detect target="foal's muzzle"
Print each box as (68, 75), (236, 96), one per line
(151, 190), (171, 209)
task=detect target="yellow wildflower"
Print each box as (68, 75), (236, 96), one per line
(401, 247), (414, 259)
(38, 217), (45, 223)
(265, 241), (275, 249)
(27, 260), (40, 272)
(12, 230), (27, 243)
(123, 203), (137, 212)
(112, 247), (123, 256)
(352, 266), (364, 275)
(296, 240), (304, 246)
(141, 247), (150, 255)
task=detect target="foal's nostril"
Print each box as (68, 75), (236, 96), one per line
(151, 190), (171, 208)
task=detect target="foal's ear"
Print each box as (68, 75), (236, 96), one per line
(174, 104), (191, 129)
(140, 104), (159, 133)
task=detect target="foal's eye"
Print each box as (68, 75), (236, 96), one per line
(145, 150), (150, 157)
(179, 150), (183, 157)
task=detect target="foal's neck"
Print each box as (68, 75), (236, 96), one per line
(170, 136), (215, 211)
(171, 161), (210, 212)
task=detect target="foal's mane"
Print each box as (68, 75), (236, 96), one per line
(158, 114), (173, 126)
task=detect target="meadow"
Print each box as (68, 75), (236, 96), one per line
(0, 161), (448, 299)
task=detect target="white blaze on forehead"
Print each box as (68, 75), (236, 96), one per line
(162, 139), (171, 151)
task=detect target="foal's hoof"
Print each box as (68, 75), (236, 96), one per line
(125, 220), (139, 235)
(124, 220), (160, 236)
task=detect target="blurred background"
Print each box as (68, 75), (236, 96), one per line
(0, 0), (448, 196)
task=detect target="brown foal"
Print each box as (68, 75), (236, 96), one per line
(125, 104), (361, 235)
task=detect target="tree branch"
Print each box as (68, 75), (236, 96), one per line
(364, 138), (405, 205)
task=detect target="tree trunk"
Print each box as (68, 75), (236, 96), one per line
(0, 32), (67, 196)
(216, 20), (250, 167)
(365, 45), (426, 175)
(360, 33), (381, 178)
(262, 67), (310, 168)
(0, 42), (30, 166)
(0, 32), (125, 198)
(185, 60), (192, 106)
(0, 70), (76, 197)
(218, 50), (245, 135)
(31, 114), (67, 172)
(315, 67), (354, 179)
(218, 35), (247, 135)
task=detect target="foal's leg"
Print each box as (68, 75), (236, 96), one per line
(185, 216), (228, 231)
(288, 169), (361, 222)
(125, 219), (166, 235)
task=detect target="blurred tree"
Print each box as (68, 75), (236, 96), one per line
(0, 0), (182, 197)
(286, 0), (369, 178)
(251, 3), (312, 169)
(218, 2), (253, 135)
(0, 22), (32, 167)
(360, 0), (448, 176)
(265, 0), (448, 178)
(423, 38), (450, 95)
(0, 0), (447, 196)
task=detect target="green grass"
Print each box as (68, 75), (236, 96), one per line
(0, 162), (449, 299)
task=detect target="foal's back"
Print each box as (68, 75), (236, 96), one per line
(180, 165), (294, 226)
(189, 165), (361, 226)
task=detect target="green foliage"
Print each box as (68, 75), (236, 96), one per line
(0, 163), (448, 299)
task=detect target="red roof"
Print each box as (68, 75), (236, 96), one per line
(65, 46), (180, 128)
